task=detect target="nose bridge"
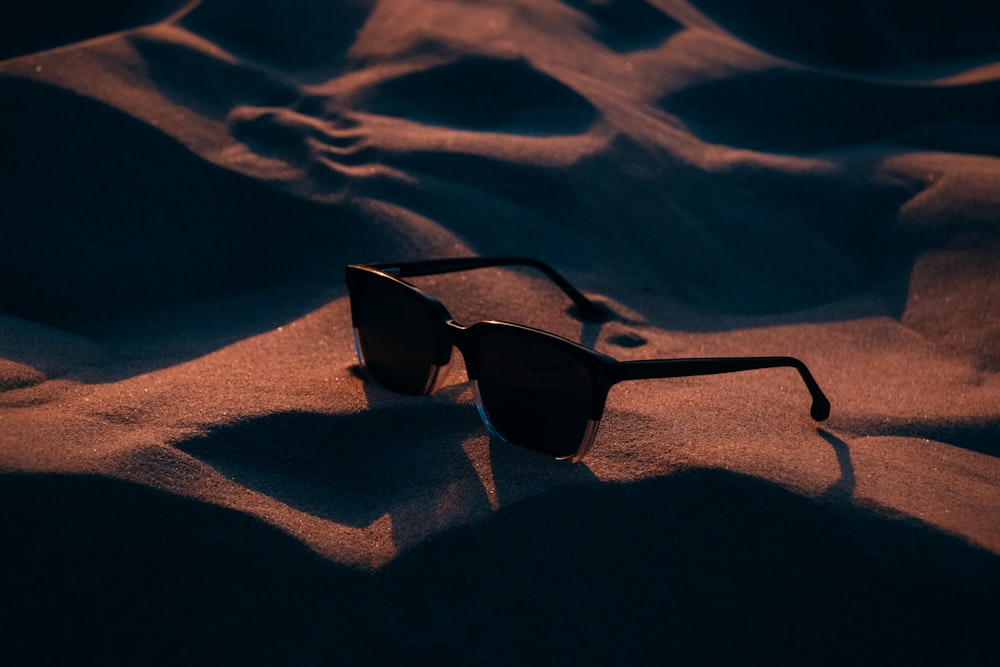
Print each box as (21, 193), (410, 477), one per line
(445, 320), (479, 377)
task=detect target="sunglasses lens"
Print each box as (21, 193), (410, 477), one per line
(473, 329), (595, 459)
(349, 270), (443, 395)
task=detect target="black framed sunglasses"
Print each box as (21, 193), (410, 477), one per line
(346, 257), (830, 462)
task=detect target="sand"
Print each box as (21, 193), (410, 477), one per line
(2, 0), (999, 663)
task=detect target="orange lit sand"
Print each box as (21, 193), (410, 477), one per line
(2, 1), (999, 663)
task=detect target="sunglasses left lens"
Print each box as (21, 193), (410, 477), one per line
(349, 269), (443, 395)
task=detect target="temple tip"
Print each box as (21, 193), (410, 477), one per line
(811, 398), (831, 421)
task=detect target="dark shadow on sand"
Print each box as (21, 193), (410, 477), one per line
(356, 54), (598, 136)
(0, 76), (385, 333)
(562, 0), (683, 53)
(128, 31), (302, 122)
(173, 403), (494, 528)
(172, 386), (601, 547)
(0, 472), (372, 666)
(0, 75), (425, 382)
(661, 67), (1000, 155)
(0, 77), (347, 330)
(381, 466), (1000, 664)
(357, 131), (927, 329)
(0, 0), (188, 61)
(178, 0), (375, 77)
(833, 415), (1000, 459)
(3, 466), (998, 665)
(687, 0), (1000, 69)
(818, 428), (857, 501)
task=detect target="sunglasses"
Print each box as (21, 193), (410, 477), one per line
(346, 257), (830, 462)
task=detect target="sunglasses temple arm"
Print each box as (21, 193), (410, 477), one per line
(617, 357), (831, 421)
(365, 257), (606, 322)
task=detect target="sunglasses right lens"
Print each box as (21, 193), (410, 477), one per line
(348, 269), (444, 395)
(472, 328), (596, 459)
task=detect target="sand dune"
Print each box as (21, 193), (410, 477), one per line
(2, 0), (999, 663)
